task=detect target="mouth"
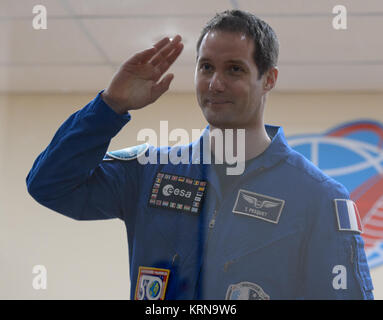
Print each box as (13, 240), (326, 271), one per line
(205, 99), (233, 106)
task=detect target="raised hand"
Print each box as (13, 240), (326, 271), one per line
(102, 35), (184, 114)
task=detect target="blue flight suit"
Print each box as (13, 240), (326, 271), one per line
(26, 92), (374, 299)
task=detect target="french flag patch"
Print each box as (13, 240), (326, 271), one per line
(334, 199), (363, 234)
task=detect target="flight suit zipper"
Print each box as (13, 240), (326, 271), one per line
(209, 209), (219, 229)
(193, 165), (269, 298)
(193, 207), (219, 299)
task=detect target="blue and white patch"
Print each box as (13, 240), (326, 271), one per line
(104, 143), (149, 161)
(334, 199), (363, 234)
(225, 282), (270, 300)
(232, 189), (285, 224)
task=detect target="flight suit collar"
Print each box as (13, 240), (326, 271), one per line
(190, 125), (291, 201)
(190, 124), (291, 172)
(247, 124), (291, 172)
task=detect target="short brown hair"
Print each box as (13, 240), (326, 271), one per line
(196, 10), (279, 78)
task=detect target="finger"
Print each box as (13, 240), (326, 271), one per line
(156, 43), (184, 76)
(151, 73), (174, 101)
(126, 47), (157, 65)
(150, 35), (182, 67)
(153, 36), (171, 51)
(138, 37), (172, 65)
(152, 36), (182, 65)
(151, 43), (183, 83)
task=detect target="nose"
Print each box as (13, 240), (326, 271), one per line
(209, 72), (225, 92)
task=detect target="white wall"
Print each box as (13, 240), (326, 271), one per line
(1, 90), (382, 299)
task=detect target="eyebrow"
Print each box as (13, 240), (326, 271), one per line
(197, 58), (248, 67)
(226, 59), (248, 67)
(197, 57), (210, 63)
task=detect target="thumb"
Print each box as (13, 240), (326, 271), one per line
(151, 73), (174, 101)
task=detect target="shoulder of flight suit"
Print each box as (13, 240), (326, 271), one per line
(284, 147), (332, 184)
(288, 153), (374, 299)
(274, 144), (374, 299)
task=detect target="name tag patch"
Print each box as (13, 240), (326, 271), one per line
(135, 266), (170, 300)
(232, 189), (285, 224)
(148, 172), (207, 214)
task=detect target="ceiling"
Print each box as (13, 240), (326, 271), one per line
(1, 0), (382, 93)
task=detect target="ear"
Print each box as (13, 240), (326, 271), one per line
(263, 67), (279, 92)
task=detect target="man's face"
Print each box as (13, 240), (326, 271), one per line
(195, 30), (265, 129)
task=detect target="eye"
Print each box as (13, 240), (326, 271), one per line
(199, 62), (213, 72)
(230, 65), (244, 73)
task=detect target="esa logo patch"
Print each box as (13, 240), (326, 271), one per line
(148, 172), (207, 214)
(134, 267), (170, 300)
(232, 189), (285, 224)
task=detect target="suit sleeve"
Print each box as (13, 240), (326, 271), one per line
(26, 91), (138, 221)
(300, 179), (374, 299)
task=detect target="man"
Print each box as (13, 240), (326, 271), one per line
(27, 10), (373, 299)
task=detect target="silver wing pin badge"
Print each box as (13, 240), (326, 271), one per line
(242, 193), (279, 209)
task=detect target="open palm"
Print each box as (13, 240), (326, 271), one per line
(102, 35), (184, 114)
